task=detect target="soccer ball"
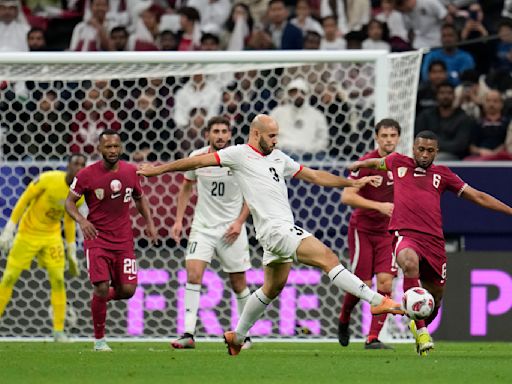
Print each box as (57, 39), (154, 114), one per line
(402, 287), (435, 320)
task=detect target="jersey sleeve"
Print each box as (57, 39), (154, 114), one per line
(10, 173), (47, 224)
(216, 145), (241, 170)
(69, 169), (88, 197)
(442, 167), (467, 197)
(184, 152), (198, 181)
(132, 167), (144, 199)
(384, 152), (401, 170)
(282, 152), (302, 178)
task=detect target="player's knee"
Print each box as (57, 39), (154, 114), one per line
(118, 285), (136, 299)
(398, 254), (419, 275)
(263, 282), (286, 299)
(186, 271), (202, 285)
(93, 284), (110, 298)
(320, 248), (339, 271)
(0, 271), (19, 288)
(377, 279), (393, 293)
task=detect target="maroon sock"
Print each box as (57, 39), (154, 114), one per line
(367, 290), (389, 342)
(107, 287), (117, 301)
(425, 306), (440, 326)
(91, 294), (108, 339)
(403, 277), (426, 329)
(339, 293), (360, 324)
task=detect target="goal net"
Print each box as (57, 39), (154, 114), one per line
(0, 51), (421, 340)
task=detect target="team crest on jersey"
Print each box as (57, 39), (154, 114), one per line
(95, 188), (104, 200)
(398, 167), (408, 178)
(110, 179), (122, 192)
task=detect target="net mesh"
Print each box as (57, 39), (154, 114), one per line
(0, 51), (421, 339)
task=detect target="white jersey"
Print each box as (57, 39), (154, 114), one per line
(185, 146), (243, 230)
(215, 144), (303, 239)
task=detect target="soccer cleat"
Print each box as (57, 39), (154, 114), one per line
(409, 320), (434, 356)
(371, 296), (405, 316)
(223, 331), (243, 356)
(337, 322), (350, 347)
(171, 333), (196, 349)
(53, 331), (70, 343)
(364, 338), (393, 350)
(241, 337), (252, 350)
(94, 338), (112, 352)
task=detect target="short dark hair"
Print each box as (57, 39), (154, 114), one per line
(268, 0), (286, 7)
(110, 26), (128, 37)
(375, 118), (401, 135)
(200, 33), (220, 45)
(68, 153), (87, 163)
(178, 6), (201, 22)
(436, 80), (454, 92)
(415, 130), (438, 142)
(99, 129), (121, 142)
(206, 116), (230, 131)
(428, 59), (447, 72)
(27, 27), (45, 39)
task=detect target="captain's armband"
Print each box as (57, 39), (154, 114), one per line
(377, 158), (387, 171)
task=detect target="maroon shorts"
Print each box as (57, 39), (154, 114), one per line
(392, 230), (447, 286)
(348, 227), (396, 281)
(85, 246), (138, 285)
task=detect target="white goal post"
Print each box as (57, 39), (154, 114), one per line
(0, 50), (421, 340)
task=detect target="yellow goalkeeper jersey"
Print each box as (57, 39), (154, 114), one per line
(12, 170), (84, 243)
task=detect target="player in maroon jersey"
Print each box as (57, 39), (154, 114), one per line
(349, 130), (512, 356)
(338, 118), (400, 350)
(65, 129), (157, 351)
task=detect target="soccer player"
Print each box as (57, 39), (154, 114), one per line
(0, 154), (87, 341)
(65, 129), (157, 351)
(338, 118), (400, 350)
(138, 114), (405, 356)
(348, 130), (512, 356)
(171, 116), (253, 349)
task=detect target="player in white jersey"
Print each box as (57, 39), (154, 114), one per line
(138, 114), (405, 356)
(170, 116), (253, 349)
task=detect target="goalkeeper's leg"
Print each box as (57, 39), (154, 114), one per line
(48, 266), (66, 334)
(0, 264), (23, 317)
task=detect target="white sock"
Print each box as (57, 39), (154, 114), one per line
(328, 265), (383, 306)
(235, 287), (251, 337)
(184, 283), (201, 335)
(235, 288), (272, 342)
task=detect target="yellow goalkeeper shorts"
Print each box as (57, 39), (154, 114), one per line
(6, 232), (65, 270)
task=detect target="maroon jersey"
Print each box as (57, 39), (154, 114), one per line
(349, 149), (394, 233)
(70, 160), (143, 250)
(385, 153), (467, 239)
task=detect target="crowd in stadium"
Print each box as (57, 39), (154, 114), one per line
(2, 0), (512, 161)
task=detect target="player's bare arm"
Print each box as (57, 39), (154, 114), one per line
(137, 153), (219, 177)
(341, 187), (394, 217)
(224, 202), (250, 245)
(134, 195), (158, 244)
(461, 185), (512, 215)
(171, 179), (195, 243)
(65, 193), (98, 240)
(295, 167), (381, 189)
(348, 158), (387, 172)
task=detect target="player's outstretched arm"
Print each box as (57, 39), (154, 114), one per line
(137, 153), (219, 177)
(348, 158), (387, 172)
(134, 195), (158, 244)
(295, 167), (381, 189)
(172, 180), (195, 243)
(63, 212), (79, 277)
(461, 186), (512, 215)
(341, 187), (394, 217)
(65, 193), (98, 240)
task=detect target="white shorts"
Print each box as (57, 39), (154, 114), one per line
(186, 223), (251, 273)
(259, 223), (312, 266)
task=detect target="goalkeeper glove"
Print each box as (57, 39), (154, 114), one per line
(0, 220), (16, 253)
(66, 243), (79, 277)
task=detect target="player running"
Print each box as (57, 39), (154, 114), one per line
(65, 130), (157, 351)
(348, 130), (512, 356)
(138, 114), (405, 356)
(338, 118), (400, 349)
(171, 116), (253, 349)
(0, 154), (86, 341)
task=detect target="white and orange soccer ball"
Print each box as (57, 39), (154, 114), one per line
(402, 287), (435, 320)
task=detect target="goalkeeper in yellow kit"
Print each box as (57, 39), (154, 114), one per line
(0, 154), (86, 341)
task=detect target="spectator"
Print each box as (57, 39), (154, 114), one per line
(246, 27), (274, 49)
(222, 2), (254, 51)
(320, 0), (348, 35)
(189, 0), (230, 32)
(468, 90), (512, 160)
(265, 0), (303, 50)
(421, 23), (475, 85)
(362, 19), (390, 51)
(176, 6), (201, 51)
(173, 74), (222, 128)
(454, 69), (483, 120)
(320, 15), (346, 49)
(69, 0), (110, 51)
(27, 27), (47, 51)
(80, 0), (137, 31)
(460, 3), (490, 75)
(345, 30), (364, 49)
(159, 30), (179, 51)
(200, 32), (220, 51)
(0, 0), (29, 52)
(376, 0), (410, 51)
(320, 0), (370, 34)
(291, 0), (323, 36)
(127, 3), (163, 51)
(109, 26), (129, 51)
(303, 30), (322, 49)
(394, 0), (448, 49)
(236, 0), (270, 26)
(415, 81), (475, 160)
(493, 18), (512, 72)
(270, 77), (329, 156)
(416, 59), (448, 115)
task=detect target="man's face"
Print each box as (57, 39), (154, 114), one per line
(110, 30), (128, 51)
(67, 155), (86, 179)
(28, 30), (46, 50)
(322, 17), (337, 38)
(483, 91), (503, 115)
(257, 123), (279, 155)
(0, 4), (18, 24)
(91, 0), (108, 20)
(429, 64), (447, 86)
(98, 134), (122, 165)
(441, 27), (457, 48)
(268, 2), (287, 25)
(200, 37), (219, 51)
(437, 86), (455, 108)
(160, 33), (177, 50)
(288, 88), (306, 108)
(303, 33), (321, 49)
(413, 138), (438, 169)
(207, 123), (231, 151)
(376, 126), (400, 155)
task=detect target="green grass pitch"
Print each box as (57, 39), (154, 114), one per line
(1, 341), (511, 384)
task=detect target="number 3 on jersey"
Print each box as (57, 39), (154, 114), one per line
(269, 167), (280, 182)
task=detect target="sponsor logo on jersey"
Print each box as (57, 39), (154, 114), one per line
(110, 179), (122, 192)
(95, 188), (104, 200)
(398, 167), (408, 178)
(413, 167), (427, 177)
(386, 170), (394, 185)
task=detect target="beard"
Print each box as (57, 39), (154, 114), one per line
(259, 137), (273, 155)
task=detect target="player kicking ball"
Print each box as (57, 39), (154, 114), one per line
(348, 130), (512, 356)
(65, 130), (157, 351)
(0, 154), (86, 341)
(138, 114), (405, 356)
(171, 116), (253, 350)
